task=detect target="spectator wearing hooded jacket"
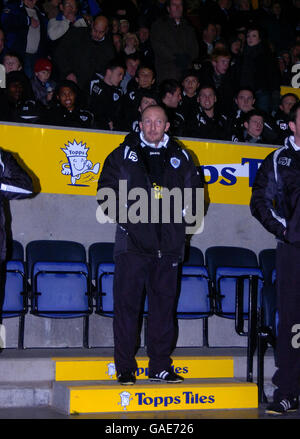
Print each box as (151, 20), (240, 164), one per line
(31, 57), (56, 107)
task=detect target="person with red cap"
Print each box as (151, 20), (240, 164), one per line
(31, 57), (56, 107)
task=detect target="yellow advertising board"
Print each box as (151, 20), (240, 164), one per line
(0, 123), (276, 205)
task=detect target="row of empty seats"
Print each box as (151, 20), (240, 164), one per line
(2, 240), (277, 388)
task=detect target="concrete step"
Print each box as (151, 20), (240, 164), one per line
(0, 381), (52, 408)
(52, 378), (258, 415)
(52, 355), (234, 381)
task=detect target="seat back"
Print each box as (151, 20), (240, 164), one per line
(205, 246), (261, 317)
(27, 240), (91, 318)
(88, 242), (114, 281)
(3, 241), (26, 316)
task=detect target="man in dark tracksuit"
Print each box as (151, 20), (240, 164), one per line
(250, 101), (300, 414)
(97, 105), (203, 385)
(0, 148), (33, 314)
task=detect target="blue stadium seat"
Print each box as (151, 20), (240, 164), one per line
(176, 246), (213, 347)
(205, 246), (263, 381)
(26, 240), (92, 348)
(3, 240), (27, 349)
(257, 248), (277, 403)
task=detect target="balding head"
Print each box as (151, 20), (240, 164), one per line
(140, 105), (170, 146)
(91, 15), (109, 41)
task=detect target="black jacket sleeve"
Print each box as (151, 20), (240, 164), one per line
(0, 149), (33, 200)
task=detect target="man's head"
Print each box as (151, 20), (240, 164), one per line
(138, 90), (158, 113)
(244, 110), (264, 139)
(139, 105), (170, 146)
(135, 65), (155, 89)
(3, 52), (22, 73)
(56, 80), (78, 111)
(289, 101), (300, 137)
(91, 15), (109, 42)
(197, 85), (217, 111)
(181, 70), (199, 98)
(211, 48), (231, 75)
(23, 0), (38, 8)
(235, 87), (255, 112)
(280, 93), (299, 115)
(137, 26), (150, 44)
(6, 71), (26, 103)
(104, 60), (125, 87)
(125, 54), (140, 76)
(167, 0), (183, 21)
(202, 23), (217, 44)
(34, 58), (52, 83)
(159, 79), (182, 108)
(60, 0), (78, 19)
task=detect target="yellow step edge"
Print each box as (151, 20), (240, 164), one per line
(52, 356), (234, 381)
(67, 381), (258, 414)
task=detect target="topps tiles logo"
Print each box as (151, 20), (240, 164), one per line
(118, 390), (215, 411)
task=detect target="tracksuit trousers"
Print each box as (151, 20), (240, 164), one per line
(272, 242), (300, 400)
(113, 252), (180, 376)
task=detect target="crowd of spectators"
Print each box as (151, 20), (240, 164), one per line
(0, 0), (300, 145)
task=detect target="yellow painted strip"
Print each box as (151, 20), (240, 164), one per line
(68, 382), (258, 413)
(52, 356), (234, 381)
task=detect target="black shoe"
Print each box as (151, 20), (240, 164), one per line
(117, 371), (136, 385)
(149, 369), (184, 383)
(265, 397), (299, 415)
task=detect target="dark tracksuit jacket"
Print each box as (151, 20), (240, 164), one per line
(250, 135), (300, 400)
(0, 149), (33, 261)
(97, 131), (203, 374)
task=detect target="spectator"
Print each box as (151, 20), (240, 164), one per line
(159, 78), (184, 136)
(128, 88), (158, 132)
(185, 84), (228, 140)
(42, 79), (95, 128)
(179, 68), (200, 122)
(119, 19), (130, 36)
(205, 0), (235, 39)
(137, 24), (155, 67)
(0, 29), (6, 64)
(264, 1), (295, 53)
(0, 70), (39, 122)
(53, 15), (115, 90)
(228, 87), (279, 144)
(42, 0), (61, 20)
(274, 93), (299, 144)
(101, 0), (139, 28)
(150, 0), (199, 82)
(120, 64), (156, 130)
(232, 109), (269, 144)
(31, 57), (56, 107)
(3, 51), (34, 99)
(278, 50), (293, 86)
(122, 32), (140, 56)
(230, 0), (256, 34)
(119, 53), (140, 94)
(112, 33), (123, 54)
(197, 22), (217, 64)
(47, 0), (88, 42)
(239, 25), (281, 114)
(200, 47), (235, 114)
(89, 58), (125, 130)
(1, 0), (49, 79)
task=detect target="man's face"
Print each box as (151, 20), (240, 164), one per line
(62, 0), (77, 17)
(212, 56), (230, 75)
(168, 0), (183, 20)
(235, 90), (255, 112)
(24, 0), (37, 8)
(126, 59), (140, 76)
(106, 67), (124, 87)
(136, 68), (155, 89)
(137, 27), (149, 43)
(198, 88), (216, 111)
(138, 97), (157, 113)
(4, 56), (21, 73)
(289, 108), (300, 137)
(245, 115), (264, 138)
(280, 96), (298, 115)
(182, 76), (199, 97)
(165, 87), (182, 108)
(7, 81), (23, 102)
(58, 86), (76, 110)
(139, 106), (170, 146)
(203, 24), (217, 43)
(91, 18), (108, 41)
